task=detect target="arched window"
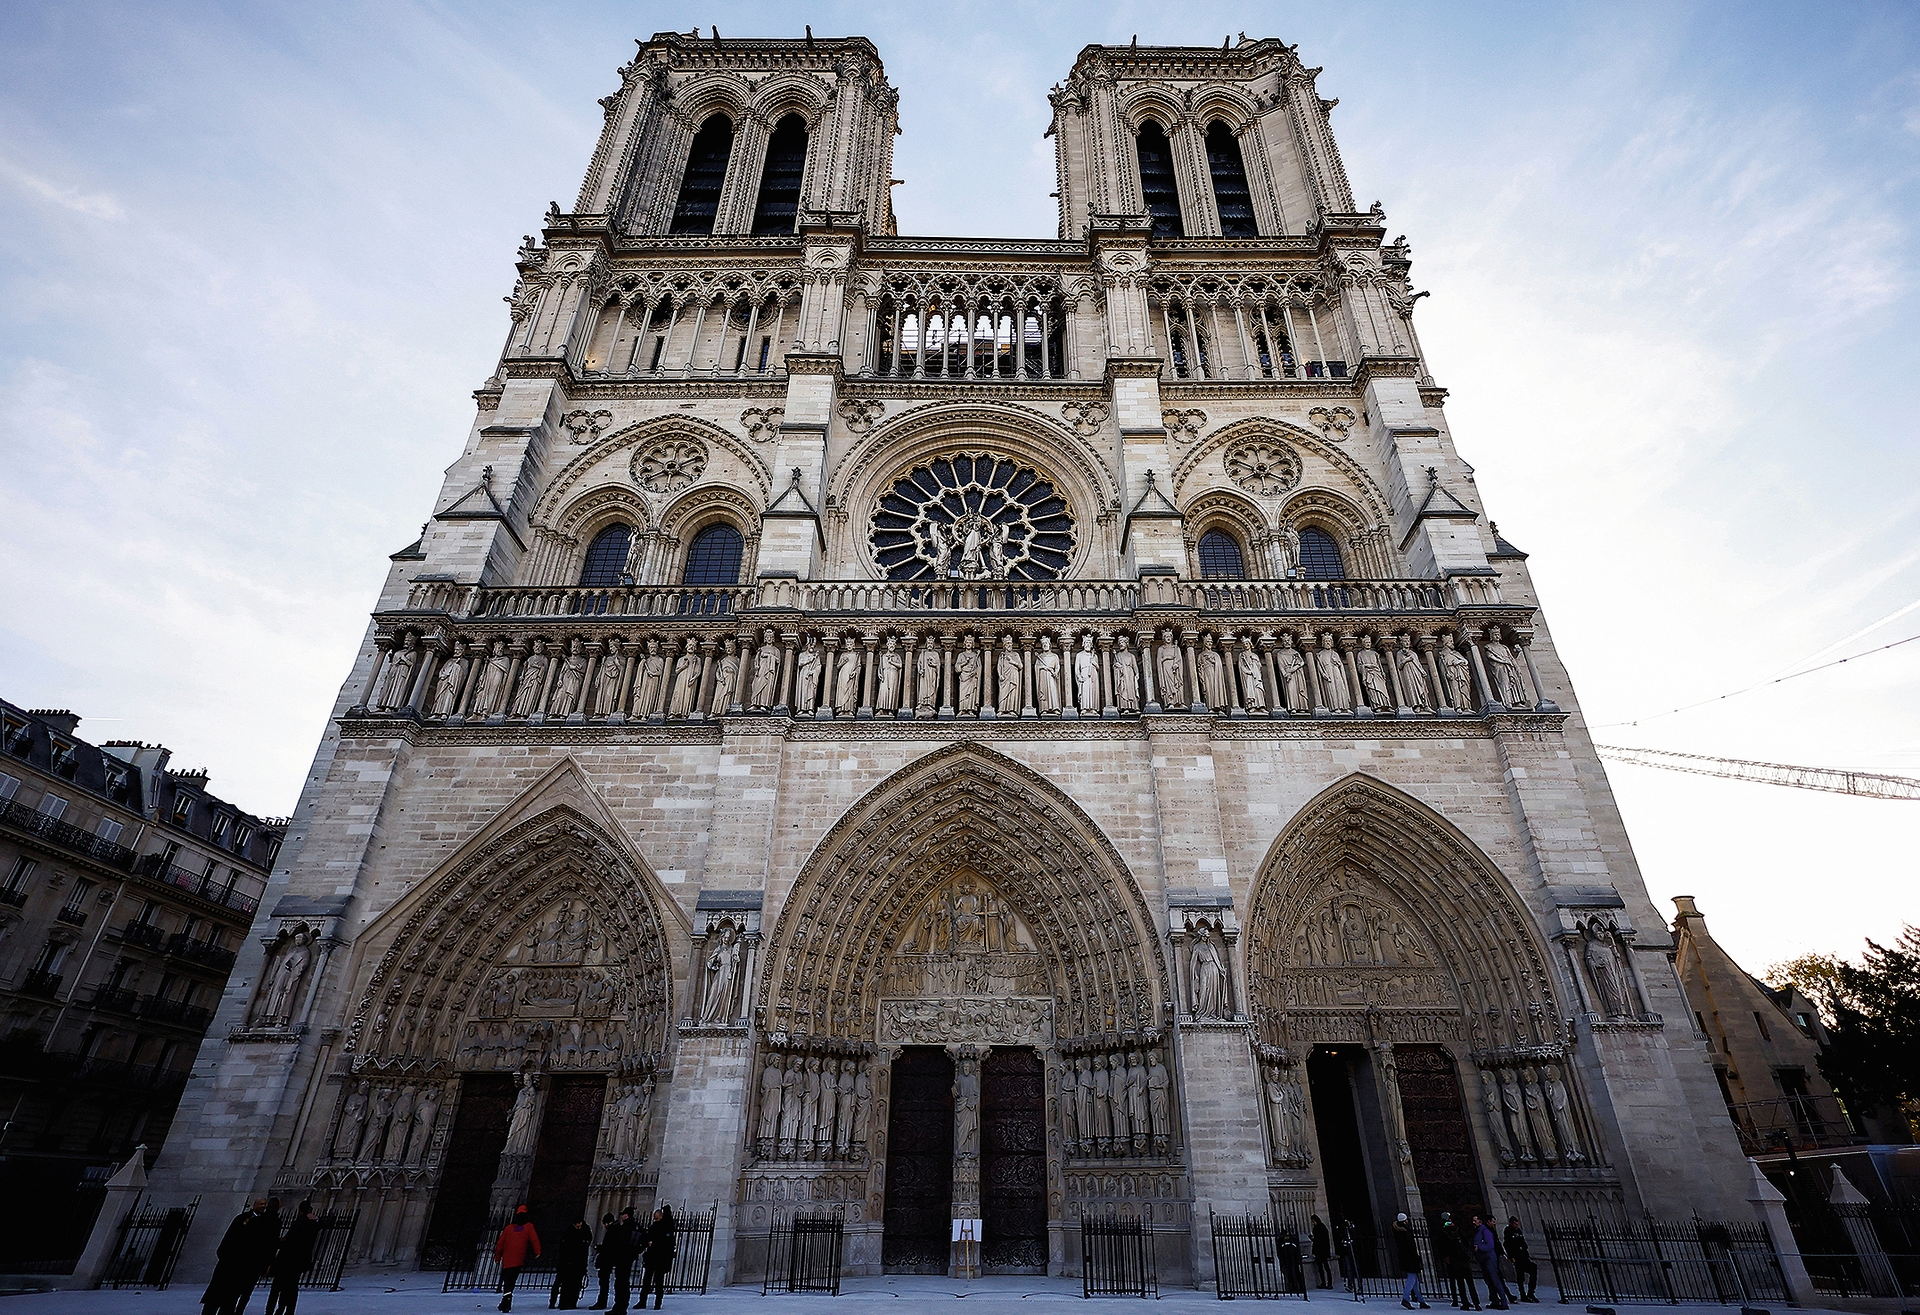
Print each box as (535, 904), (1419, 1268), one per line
(1297, 527), (1346, 580)
(1135, 120), (1184, 239)
(670, 114), (734, 236)
(579, 524), (634, 586)
(1206, 121), (1257, 237)
(682, 524), (744, 585)
(751, 114), (808, 235)
(1197, 529), (1246, 579)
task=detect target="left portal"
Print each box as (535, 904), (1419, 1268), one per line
(882, 1047), (955, 1273)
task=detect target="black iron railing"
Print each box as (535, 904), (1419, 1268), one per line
(762, 1209), (845, 1295)
(249, 1211), (359, 1292)
(666, 1206), (718, 1294)
(1542, 1217), (1786, 1305)
(1083, 1213), (1158, 1298)
(165, 933), (236, 972)
(20, 968), (62, 997)
(102, 1196), (198, 1289)
(1788, 1200), (1920, 1298)
(1210, 1210), (1307, 1299)
(440, 1210), (557, 1294)
(0, 798), (138, 871)
(117, 921), (163, 949)
(137, 995), (212, 1028)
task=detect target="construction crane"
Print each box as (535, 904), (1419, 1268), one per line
(1593, 745), (1920, 801)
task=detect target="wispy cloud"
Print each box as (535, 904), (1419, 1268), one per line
(0, 153), (124, 220)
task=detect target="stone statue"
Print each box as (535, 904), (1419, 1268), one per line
(430, 643), (468, 716)
(668, 637), (702, 716)
(700, 921), (744, 1024)
(711, 639), (740, 715)
(794, 636), (823, 715)
(1396, 636), (1432, 712)
(748, 629), (782, 709)
(1357, 634), (1392, 709)
(366, 1084), (396, 1159)
(757, 1058), (785, 1143)
(833, 640), (861, 714)
(1198, 633), (1229, 711)
(954, 1056), (981, 1156)
(1545, 1066), (1582, 1161)
(1584, 929), (1627, 1017)
(1156, 628), (1186, 708)
(1124, 1052), (1149, 1148)
(876, 635), (904, 711)
(1033, 635), (1063, 714)
(818, 1060), (842, 1155)
(914, 640), (940, 715)
(1237, 639), (1266, 712)
(1060, 1062), (1082, 1147)
(1146, 1050), (1170, 1143)
(995, 635), (1022, 714)
(1501, 1070), (1533, 1162)
(508, 643), (547, 717)
(473, 639), (511, 717)
(549, 638), (587, 716)
(779, 1056), (804, 1144)
(1315, 634), (1352, 711)
(1090, 1054), (1113, 1143)
(955, 634), (982, 714)
(335, 1079), (370, 1159)
(1191, 923), (1228, 1019)
(608, 1083), (643, 1159)
(1265, 1066), (1303, 1160)
(1112, 634), (1141, 713)
(1522, 1066), (1558, 1162)
(836, 1060), (857, 1152)
(800, 1057), (824, 1149)
(1483, 625), (1527, 706)
(1074, 634), (1100, 711)
(632, 1078), (656, 1160)
(501, 1073), (539, 1157)
(1276, 634), (1310, 712)
(1073, 1057), (1095, 1150)
(594, 639), (626, 716)
(633, 637), (666, 716)
(851, 1062), (872, 1147)
(375, 636), (418, 712)
(1278, 519), (1301, 575)
(1481, 1067), (1514, 1165)
(1437, 632), (1472, 710)
(256, 929), (314, 1028)
(382, 1086), (417, 1160)
(408, 1084), (440, 1165)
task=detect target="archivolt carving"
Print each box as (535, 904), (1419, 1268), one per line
(1245, 775), (1561, 1056)
(341, 805), (677, 1074)
(755, 743), (1167, 1043)
(1171, 415), (1389, 524)
(656, 483), (761, 541)
(632, 437), (708, 493)
(533, 414), (772, 527)
(1225, 439), (1300, 497)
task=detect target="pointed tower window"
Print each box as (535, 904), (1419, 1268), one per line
(1297, 527), (1346, 580)
(1206, 121), (1257, 237)
(670, 114), (734, 236)
(682, 524), (744, 586)
(580, 524), (634, 586)
(1198, 529), (1247, 579)
(752, 115), (809, 235)
(1135, 120), (1184, 239)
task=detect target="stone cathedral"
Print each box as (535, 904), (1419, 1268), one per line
(151, 33), (1752, 1285)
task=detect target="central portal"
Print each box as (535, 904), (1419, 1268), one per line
(882, 1047), (954, 1273)
(981, 1048), (1046, 1272)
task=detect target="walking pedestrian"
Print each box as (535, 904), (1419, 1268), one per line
(201, 1198), (279, 1315)
(1310, 1215), (1332, 1288)
(637, 1206), (677, 1310)
(591, 1214), (617, 1309)
(1394, 1213), (1432, 1310)
(496, 1205), (542, 1313)
(1471, 1214), (1511, 1310)
(552, 1218), (593, 1309)
(1503, 1217), (1538, 1302)
(607, 1208), (640, 1315)
(1334, 1217), (1360, 1293)
(263, 1200), (320, 1315)
(1436, 1213), (1480, 1310)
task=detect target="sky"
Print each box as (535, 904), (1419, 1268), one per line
(1, 2), (1915, 976)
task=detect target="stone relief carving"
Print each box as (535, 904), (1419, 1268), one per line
(1059, 1035), (1173, 1159)
(741, 406), (785, 443)
(1162, 408), (1206, 444)
(1060, 400), (1110, 437)
(880, 996), (1053, 1046)
(1308, 405), (1357, 439)
(562, 408), (613, 443)
(752, 1037), (872, 1163)
(835, 397), (884, 434)
(1225, 440), (1301, 497)
(632, 438), (709, 493)
(1255, 1048), (1312, 1168)
(247, 925), (318, 1030)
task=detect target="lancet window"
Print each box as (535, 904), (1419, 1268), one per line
(1135, 120), (1184, 239)
(1197, 529), (1247, 580)
(751, 114), (808, 235)
(1296, 527), (1346, 581)
(681, 524), (744, 586)
(871, 287), (1066, 380)
(1206, 122), (1257, 237)
(670, 115), (734, 236)
(579, 524), (634, 587)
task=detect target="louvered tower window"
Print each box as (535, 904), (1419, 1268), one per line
(579, 524), (633, 586)
(1198, 530), (1247, 579)
(1136, 120), (1184, 239)
(1206, 122), (1257, 237)
(670, 115), (734, 236)
(1297, 527), (1346, 580)
(751, 115), (808, 235)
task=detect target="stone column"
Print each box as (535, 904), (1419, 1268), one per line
(938, 634), (957, 719)
(1020, 637), (1037, 718)
(775, 632), (798, 716)
(1420, 636), (1448, 714)
(1339, 635), (1366, 715)
(355, 637), (393, 712)
(1465, 629), (1502, 712)
(858, 633), (878, 718)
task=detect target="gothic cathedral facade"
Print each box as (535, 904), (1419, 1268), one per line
(152, 34), (1751, 1283)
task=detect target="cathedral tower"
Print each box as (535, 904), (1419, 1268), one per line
(145, 31), (1751, 1289)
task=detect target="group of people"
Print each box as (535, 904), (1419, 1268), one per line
(490, 1204), (679, 1313)
(1299, 1211), (1539, 1308)
(199, 1198), (322, 1315)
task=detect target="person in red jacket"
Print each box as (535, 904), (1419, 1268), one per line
(495, 1206), (542, 1313)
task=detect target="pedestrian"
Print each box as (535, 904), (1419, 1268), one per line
(1278, 1228), (1304, 1295)
(552, 1218), (593, 1309)
(1436, 1213), (1480, 1310)
(607, 1208), (640, 1315)
(591, 1213), (617, 1309)
(201, 1198), (279, 1315)
(1393, 1213), (1431, 1310)
(637, 1205), (677, 1310)
(1310, 1215), (1332, 1288)
(1471, 1214), (1511, 1310)
(263, 1200), (320, 1315)
(1334, 1217), (1359, 1292)
(496, 1205), (543, 1313)
(1503, 1217), (1538, 1303)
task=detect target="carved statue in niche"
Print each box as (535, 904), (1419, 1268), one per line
(955, 634), (982, 715)
(819, 1060), (842, 1154)
(607, 1081), (645, 1159)
(1315, 634), (1352, 711)
(1237, 639), (1266, 713)
(748, 628), (781, 709)
(1156, 628), (1186, 708)
(794, 636), (823, 715)
(373, 634), (418, 712)
(779, 1056), (804, 1147)
(1147, 1050), (1171, 1151)
(334, 1079), (371, 1159)
(382, 1085), (417, 1161)
(1073, 1058), (1095, 1148)
(1480, 1067), (1514, 1166)
(1075, 634), (1100, 711)
(1396, 635), (1432, 712)
(502, 1072), (541, 1157)
(911, 639), (937, 715)
(1090, 1054), (1113, 1143)
(877, 634), (904, 711)
(1112, 634), (1141, 712)
(1583, 923), (1628, 1017)
(1198, 633), (1229, 711)
(852, 1062), (872, 1147)
(430, 642), (468, 716)
(699, 919), (745, 1025)
(954, 1055), (981, 1157)
(1263, 1061), (1308, 1164)
(1483, 625), (1527, 707)
(1061, 1063), (1081, 1146)
(833, 639), (861, 714)
(366, 1084), (396, 1159)
(250, 927), (315, 1029)
(800, 1057), (824, 1149)
(550, 638), (588, 716)
(473, 639), (511, 717)
(593, 638), (625, 716)
(1544, 1065), (1582, 1161)
(632, 637), (666, 715)
(1276, 633), (1310, 712)
(711, 639), (741, 716)
(995, 635), (1022, 714)
(1108, 1054), (1130, 1143)
(1500, 1069), (1533, 1162)
(1356, 635), (1392, 709)
(1190, 923), (1229, 1019)
(503, 642), (542, 717)
(1033, 635), (1063, 714)
(1437, 632), (1472, 710)
(757, 1058), (784, 1143)
(668, 637), (702, 717)
(409, 1083), (440, 1165)
(1522, 1066), (1558, 1163)
(1124, 1052), (1149, 1152)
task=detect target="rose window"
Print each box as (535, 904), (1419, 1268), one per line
(632, 439), (708, 493)
(869, 452), (1075, 581)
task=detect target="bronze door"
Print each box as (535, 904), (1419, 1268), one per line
(526, 1075), (608, 1244)
(422, 1074), (517, 1264)
(981, 1048), (1047, 1272)
(1395, 1045), (1486, 1222)
(883, 1047), (954, 1273)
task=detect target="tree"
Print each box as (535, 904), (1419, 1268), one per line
(1765, 951), (1856, 1019)
(1809, 926), (1920, 1117)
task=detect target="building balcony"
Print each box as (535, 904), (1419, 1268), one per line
(0, 888), (25, 909)
(18, 970), (62, 999)
(164, 933), (236, 973)
(116, 920), (163, 950)
(138, 857), (259, 916)
(0, 797), (137, 872)
(0, 1039), (187, 1094)
(87, 984), (139, 1014)
(136, 995), (212, 1029)
(54, 906), (87, 928)
(1730, 1095), (1868, 1156)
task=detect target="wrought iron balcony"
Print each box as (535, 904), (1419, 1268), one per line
(0, 888), (25, 909)
(117, 920), (163, 950)
(88, 984), (140, 1014)
(0, 798), (137, 871)
(165, 933), (236, 973)
(54, 905), (88, 928)
(140, 858), (259, 916)
(19, 969), (62, 998)
(137, 994), (212, 1028)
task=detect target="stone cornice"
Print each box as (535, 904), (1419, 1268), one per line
(567, 378), (789, 401)
(1158, 378), (1357, 401)
(840, 378), (1104, 402)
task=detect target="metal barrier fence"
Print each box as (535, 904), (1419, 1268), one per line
(442, 1208), (715, 1297)
(1210, 1210), (1306, 1299)
(665, 1207), (718, 1294)
(1341, 1223), (1440, 1302)
(1791, 1201), (1920, 1298)
(1542, 1218), (1787, 1305)
(1083, 1213), (1158, 1298)
(102, 1197), (199, 1290)
(440, 1210), (558, 1294)
(248, 1211), (359, 1292)
(762, 1209), (845, 1295)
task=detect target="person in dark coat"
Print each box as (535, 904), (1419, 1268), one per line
(1394, 1213), (1431, 1309)
(263, 1200), (320, 1315)
(1436, 1214), (1480, 1311)
(591, 1213), (617, 1309)
(1471, 1215), (1511, 1310)
(1334, 1218), (1359, 1292)
(606, 1208), (640, 1315)
(1310, 1216), (1332, 1288)
(1503, 1218), (1538, 1303)
(201, 1199), (279, 1315)
(637, 1206), (676, 1311)
(551, 1219), (593, 1309)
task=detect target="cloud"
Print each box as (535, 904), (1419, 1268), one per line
(0, 153), (125, 220)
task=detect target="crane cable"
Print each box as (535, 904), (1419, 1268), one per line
(1593, 744), (1920, 801)
(1588, 631), (1920, 730)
